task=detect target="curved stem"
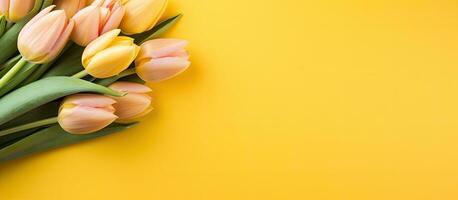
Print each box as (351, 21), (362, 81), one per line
(0, 117), (58, 137)
(0, 58), (27, 89)
(71, 70), (89, 79)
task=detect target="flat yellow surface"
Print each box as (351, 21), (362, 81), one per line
(2, 0), (458, 199)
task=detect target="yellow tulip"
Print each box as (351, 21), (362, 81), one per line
(18, 6), (74, 64)
(109, 82), (153, 122)
(82, 29), (140, 78)
(0, 0), (35, 22)
(120, 0), (167, 35)
(58, 94), (118, 134)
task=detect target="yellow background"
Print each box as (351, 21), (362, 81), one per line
(1, 0), (458, 199)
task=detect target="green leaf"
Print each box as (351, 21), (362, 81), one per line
(42, 44), (84, 77)
(0, 62), (39, 97)
(0, 123), (137, 163)
(0, 0), (45, 64)
(21, 42), (74, 86)
(0, 15), (6, 38)
(95, 68), (143, 86)
(132, 14), (183, 44)
(0, 76), (122, 126)
(120, 74), (145, 84)
(0, 102), (59, 148)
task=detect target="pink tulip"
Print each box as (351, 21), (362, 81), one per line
(0, 0), (35, 22)
(109, 82), (153, 122)
(54, 0), (87, 18)
(71, 0), (124, 46)
(135, 39), (190, 82)
(17, 6), (74, 64)
(58, 94), (118, 134)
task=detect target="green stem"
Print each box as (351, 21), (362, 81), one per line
(0, 117), (58, 137)
(0, 54), (21, 72)
(71, 70), (89, 79)
(0, 58), (27, 89)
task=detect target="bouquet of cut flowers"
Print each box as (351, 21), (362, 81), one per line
(0, 0), (190, 162)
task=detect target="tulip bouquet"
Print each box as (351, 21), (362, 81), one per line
(0, 0), (190, 162)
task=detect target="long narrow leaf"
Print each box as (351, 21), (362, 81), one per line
(0, 77), (122, 126)
(0, 123), (137, 163)
(133, 14), (183, 44)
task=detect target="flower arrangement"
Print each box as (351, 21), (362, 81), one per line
(0, 0), (190, 162)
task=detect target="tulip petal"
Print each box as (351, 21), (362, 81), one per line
(55, 0), (87, 18)
(63, 94), (117, 107)
(82, 29), (121, 66)
(19, 5), (55, 33)
(138, 39), (188, 60)
(136, 57), (190, 82)
(120, 0), (168, 35)
(0, 1), (9, 17)
(58, 105), (117, 134)
(101, 4), (124, 34)
(85, 44), (139, 78)
(6, 0), (34, 22)
(37, 19), (74, 63)
(109, 81), (152, 93)
(112, 93), (152, 120)
(19, 10), (67, 62)
(71, 6), (101, 46)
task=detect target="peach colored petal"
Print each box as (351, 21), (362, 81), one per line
(58, 105), (117, 134)
(71, 6), (101, 46)
(109, 82), (152, 93)
(64, 93), (116, 107)
(139, 39), (188, 59)
(101, 4), (124, 34)
(112, 93), (152, 119)
(137, 57), (190, 82)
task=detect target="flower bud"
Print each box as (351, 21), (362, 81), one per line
(135, 39), (190, 82)
(54, 0), (87, 18)
(18, 6), (74, 64)
(58, 94), (118, 134)
(109, 82), (153, 122)
(0, 0), (35, 22)
(120, 0), (167, 35)
(82, 29), (139, 78)
(71, 0), (124, 46)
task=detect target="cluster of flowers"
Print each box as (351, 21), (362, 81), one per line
(0, 0), (189, 161)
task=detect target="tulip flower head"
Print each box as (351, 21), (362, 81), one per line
(82, 29), (140, 78)
(17, 6), (74, 64)
(71, 0), (124, 46)
(0, 0), (35, 22)
(54, 0), (87, 18)
(135, 39), (190, 82)
(109, 82), (153, 122)
(58, 94), (118, 134)
(120, 0), (167, 35)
